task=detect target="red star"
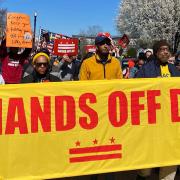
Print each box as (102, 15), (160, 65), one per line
(75, 141), (80, 147)
(110, 137), (115, 144)
(93, 139), (98, 145)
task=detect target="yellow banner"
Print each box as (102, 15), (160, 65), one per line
(0, 78), (180, 180)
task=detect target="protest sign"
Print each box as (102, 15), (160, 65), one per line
(118, 34), (130, 48)
(85, 45), (96, 53)
(53, 38), (78, 56)
(6, 13), (32, 48)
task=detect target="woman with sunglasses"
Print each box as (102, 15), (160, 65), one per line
(21, 51), (60, 83)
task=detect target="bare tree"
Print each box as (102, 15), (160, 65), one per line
(79, 25), (103, 36)
(0, 0), (6, 38)
(78, 25), (103, 56)
(0, 7), (7, 38)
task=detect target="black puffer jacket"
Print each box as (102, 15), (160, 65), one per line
(21, 71), (60, 83)
(135, 58), (180, 78)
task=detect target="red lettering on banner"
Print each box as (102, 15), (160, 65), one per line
(79, 93), (98, 129)
(55, 96), (76, 131)
(147, 90), (161, 124)
(170, 89), (180, 122)
(131, 91), (145, 125)
(5, 98), (28, 134)
(31, 97), (51, 133)
(0, 88), (172, 135)
(108, 91), (128, 127)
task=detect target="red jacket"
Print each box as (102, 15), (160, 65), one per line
(0, 39), (31, 84)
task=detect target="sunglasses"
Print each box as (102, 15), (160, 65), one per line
(35, 62), (49, 67)
(98, 39), (111, 46)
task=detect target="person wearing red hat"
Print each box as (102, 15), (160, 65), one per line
(79, 32), (123, 80)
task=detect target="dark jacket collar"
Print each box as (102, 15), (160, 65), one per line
(95, 53), (112, 63)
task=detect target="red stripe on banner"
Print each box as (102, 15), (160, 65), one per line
(69, 144), (122, 154)
(58, 44), (75, 47)
(70, 153), (122, 163)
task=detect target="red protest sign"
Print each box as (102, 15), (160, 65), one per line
(85, 45), (96, 53)
(118, 34), (130, 49)
(53, 38), (78, 56)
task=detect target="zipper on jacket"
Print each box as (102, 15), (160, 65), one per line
(103, 63), (106, 79)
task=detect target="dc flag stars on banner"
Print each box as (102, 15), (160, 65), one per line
(1, 78), (180, 179)
(69, 137), (122, 163)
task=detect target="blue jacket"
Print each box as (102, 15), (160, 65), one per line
(135, 59), (180, 78)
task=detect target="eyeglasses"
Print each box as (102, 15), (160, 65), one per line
(159, 47), (170, 52)
(35, 62), (49, 67)
(98, 39), (111, 46)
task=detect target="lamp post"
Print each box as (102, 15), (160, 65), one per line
(33, 12), (37, 50)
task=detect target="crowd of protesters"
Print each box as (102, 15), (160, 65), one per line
(0, 33), (180, 84)
(1, 32), (180, 180)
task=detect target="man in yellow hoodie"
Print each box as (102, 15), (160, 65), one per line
(79, 32), (123, 80)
